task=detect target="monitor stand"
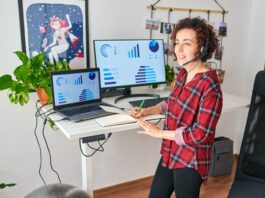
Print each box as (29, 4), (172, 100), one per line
(101, 88), (124, 98)
(114, 87), (160, 103)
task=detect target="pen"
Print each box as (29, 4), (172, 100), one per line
(138, 100), (145, 112)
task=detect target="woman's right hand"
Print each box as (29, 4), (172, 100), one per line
(130, 107), (148, 118)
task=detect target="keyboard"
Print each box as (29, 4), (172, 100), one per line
(60, 105), (102, 116)
(129, 97), (167, 108)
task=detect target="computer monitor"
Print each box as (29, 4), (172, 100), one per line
(93, 39), (166, 102)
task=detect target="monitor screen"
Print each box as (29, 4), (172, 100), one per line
(51, 68), (101, 107)
(94, 39), (166, 89)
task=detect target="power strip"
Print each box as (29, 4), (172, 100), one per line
(82, 134), (106, 143)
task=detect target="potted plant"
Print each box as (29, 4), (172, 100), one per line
(0, 51), (70, 105)
(165, 64), (175, 85)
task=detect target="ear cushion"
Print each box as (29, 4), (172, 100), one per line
(200, 39), (209, 56)
(200, 46), (205, 54)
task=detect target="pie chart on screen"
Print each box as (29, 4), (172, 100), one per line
(149, 40), (159, 52)
(56, 77), (66, 86)
(100, 44), (112, 57)
(88, 72), (96, 80)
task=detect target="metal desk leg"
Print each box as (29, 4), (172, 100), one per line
(81, 142), (93, 197)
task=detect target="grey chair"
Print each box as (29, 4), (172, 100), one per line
(228, 71), (265, 198)
(25, 183), (91, 198)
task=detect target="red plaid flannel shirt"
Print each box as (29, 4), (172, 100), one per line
(161, 69), (223, 182)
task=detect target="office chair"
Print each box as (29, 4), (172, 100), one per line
(25, 183), (91, 198)
(228, 70), (265, 198)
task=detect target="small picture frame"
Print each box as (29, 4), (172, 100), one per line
(219, 22), (227, 37)
(145, 18), (160, 30)
(160, 22), (174, 34)
(164, 42), (174, 56)
(18, 0), (89, 69)
(214, 45), (224, 60)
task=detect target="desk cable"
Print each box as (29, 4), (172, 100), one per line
(86, 141), (104, 152)
(42, 115), (61, 183)
(34, 101), (47, 185)
(79, 133), (112, 157)
(34, 101), (67, 185)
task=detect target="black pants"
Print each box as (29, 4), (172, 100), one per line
(149, 158), (203, 198)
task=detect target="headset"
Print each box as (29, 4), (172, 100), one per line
(200, 37), (209, 57)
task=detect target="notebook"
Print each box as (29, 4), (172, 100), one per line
(51, 68), (115, 122)
(96, 106), (164, 127)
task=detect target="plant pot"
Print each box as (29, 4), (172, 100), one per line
(36, 88), (49, 104)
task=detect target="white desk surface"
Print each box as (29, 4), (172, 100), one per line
(46, 89), (250, 140)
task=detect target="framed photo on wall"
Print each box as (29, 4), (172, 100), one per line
(18, 0), (89, 69)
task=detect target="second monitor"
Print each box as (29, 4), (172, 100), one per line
(93, 39), (166, 102)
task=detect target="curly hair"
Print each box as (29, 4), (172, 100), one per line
(171, 17), (219, 62)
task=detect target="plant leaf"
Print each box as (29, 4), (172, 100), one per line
(0, 183), (16, 189)
(19, 65), (30, 82)
(13, 65), (30, 83)
(14, 83), (25, 94)
(165, 64), (175, 84)
(19, 92), (29, 105)
(32, 52), (46, 70)
(14, 51), (30, 66)
(0, 75), (13, 90)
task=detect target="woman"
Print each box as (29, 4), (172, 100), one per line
(131, 17), (223, 198)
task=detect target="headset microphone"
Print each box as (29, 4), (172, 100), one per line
(181, 55), (201, 66)
(175, 55), (200, 69)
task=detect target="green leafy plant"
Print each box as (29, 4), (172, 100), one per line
(0, 51), (70, 105)
(152, 64), (175, 88)
(0, 183), (16, 189)
(165, 64), (175, 84)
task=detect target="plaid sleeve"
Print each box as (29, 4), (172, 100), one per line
(182, 91), (223, 145)
(159, 100), (168, 115)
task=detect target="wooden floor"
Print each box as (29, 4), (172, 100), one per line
(94, 155), (237, 198)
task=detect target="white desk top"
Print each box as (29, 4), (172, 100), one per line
(46, 88), (250, 140)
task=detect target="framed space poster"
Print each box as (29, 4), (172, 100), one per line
(18, 0), (89, 69)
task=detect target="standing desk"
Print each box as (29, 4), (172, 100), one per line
(45, 88), (250, 197)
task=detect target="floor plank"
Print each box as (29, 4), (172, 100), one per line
(94, 155), (237, 198)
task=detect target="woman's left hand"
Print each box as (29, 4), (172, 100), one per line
(136, 118), (162, 138)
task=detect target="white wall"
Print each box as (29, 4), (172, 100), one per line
(0, 0), (263, 197)
(243, 0), (265, 96)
